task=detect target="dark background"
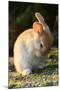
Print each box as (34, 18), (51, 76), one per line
(9, 1), (58, 56)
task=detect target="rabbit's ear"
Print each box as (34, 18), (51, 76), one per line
(44, 24), (51, 36)
(33, 22), (43, 34)
(35, 12), (44, 23)
(44, 24), (54, 42)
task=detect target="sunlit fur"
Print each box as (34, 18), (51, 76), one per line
(14, 25), (53, 76)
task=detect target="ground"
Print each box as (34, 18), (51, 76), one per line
(8, 47), (58, 88)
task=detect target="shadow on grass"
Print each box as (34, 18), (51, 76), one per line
(32, 64), (58, 75)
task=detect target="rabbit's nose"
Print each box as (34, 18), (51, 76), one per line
(43, 48), (50, 55)
(46, 48), (51, 54)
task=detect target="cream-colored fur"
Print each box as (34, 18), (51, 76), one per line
(14, 13), (53, 76)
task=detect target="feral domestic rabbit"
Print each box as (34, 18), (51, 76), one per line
(14, 12), (53, 76)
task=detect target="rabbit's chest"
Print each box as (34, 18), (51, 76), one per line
(30, 56), (45, 67)
(26, 46), (46, 67)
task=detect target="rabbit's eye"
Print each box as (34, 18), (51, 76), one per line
(40, 43), (43, 48)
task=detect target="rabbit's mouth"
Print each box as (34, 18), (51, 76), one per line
(33, 47), (51, 57)
(41, 48), (51, 56)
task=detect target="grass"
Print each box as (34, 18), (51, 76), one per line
(8, 47), (58, 88)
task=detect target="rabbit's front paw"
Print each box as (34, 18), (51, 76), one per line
(22, 69), (32, 76)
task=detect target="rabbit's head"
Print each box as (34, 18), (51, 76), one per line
(33, 22), (53, 57)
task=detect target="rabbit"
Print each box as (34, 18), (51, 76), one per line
(14, 12), (53, 76)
